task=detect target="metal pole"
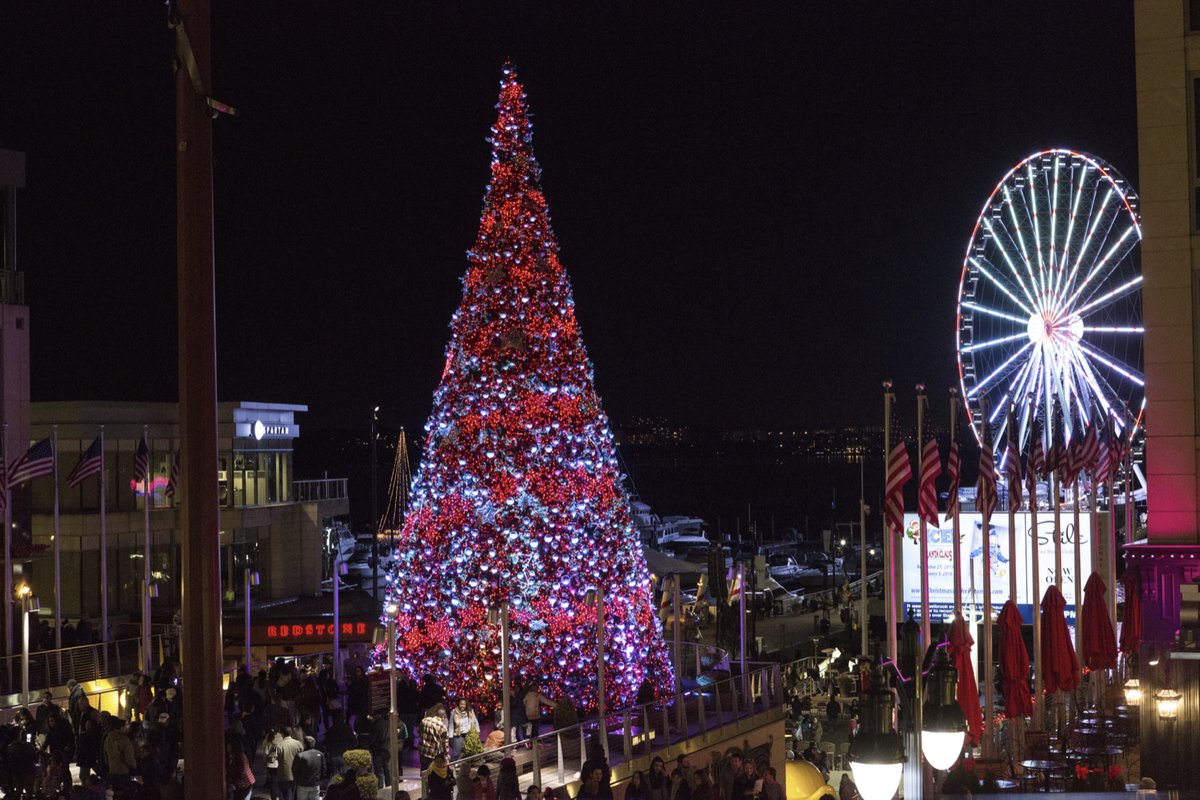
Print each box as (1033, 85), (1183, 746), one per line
(982, 463), (995, 758)
(917, 387), (930, 649)
(21, 601), (29, 701)
(142, 425), (152, 672)
(1106, 456), (1118, 634)
(597, 587), (608, 758)
(52, 427), (60, 653)
(859, 457), (867, 656)
(738, 560), (747, 708)
(2, 422), (9, 690)
(500, 600), (510, 744)
(1073, 479), (1083, 643)
(174, 0), (226, 792)
(388, 609), (399, 796)
(883, 382), (897, 665)
(100, 427), (108, 673)
(371, 407), (379, 605)
(951, 391), (962, 620)
(244, 569), (252, 669)
(333, 555), (341, 682)
(671, 574), (681, 694)
(1029, 417), (1043, 731)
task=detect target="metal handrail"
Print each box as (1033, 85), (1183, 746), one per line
(445, 662), (783, 793)
(0, 634), (173, 695)
(293, 478), (349, 502)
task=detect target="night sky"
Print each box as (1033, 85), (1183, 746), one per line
(0, 3), (1137, 435)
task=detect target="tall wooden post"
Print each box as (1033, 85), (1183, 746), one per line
(174, 1), (225, 795)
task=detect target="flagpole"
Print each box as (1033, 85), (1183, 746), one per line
(859, 456), (868, 657)
(100, 427), (109, 675)
(950, 390), (962, 621)
(142, 426), (152, 673)
(738, 561), (746, 695)
(883, 381), (897, 667)
(1105, 416), (1118, 638)
(51, 427), (61, 658)
(916, 385), (930, 650)
(1052, 400), (1063, 589)
(980, 415), (995, 759)
(1029, 412), (1044, 732)
(1072, 476), (1083, 644)
(1007, 406), (1018, 606)
(672, 574), (682, 730)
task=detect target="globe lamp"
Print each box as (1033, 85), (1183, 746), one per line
(849, 670), (905, 800)
(921, 647), (968, 771)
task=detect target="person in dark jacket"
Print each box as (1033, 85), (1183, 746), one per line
(425, 754), (455, 800)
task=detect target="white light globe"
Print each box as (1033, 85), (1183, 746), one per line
(849, 761), (903, 800)
(921, 729), (965, 771)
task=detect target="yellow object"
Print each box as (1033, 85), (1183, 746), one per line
(785, 761), (836, 800)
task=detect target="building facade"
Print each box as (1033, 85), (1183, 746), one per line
(1132, 1), (1200, 788)
(21, 400), (349, 629)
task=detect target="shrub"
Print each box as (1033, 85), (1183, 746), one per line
(357, 773), (380, 800)
(463, 728), (484, 758)
(553, 696), (578, 730)
(344, 749), (373, 772)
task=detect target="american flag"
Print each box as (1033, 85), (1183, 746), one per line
(164, 451), (180, 498)
(1004, 411), (1022, 512)
(132, 435), (150, 486)
(9, 438), (54, 488)
(977, 426), (998, 520)
(885, 441), (912, 536)
(0, 460), (6, 515)
(1045, 401), (1066, 479)
(1080, 416), (1101, 471)
(1029, 421), (1047, 480)
(726, 565), (742, 607)
(917, 438), (942, 527)
(944, 439), (961, 524)
(1096, 416), (1115, 486)
(67, 436), (103, 488)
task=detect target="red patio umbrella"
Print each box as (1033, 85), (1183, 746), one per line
(1081, 573), (1118, 671)
(1119, 570), (1142, 656)
(997, 600), (1032, 717)
(1040, 585), (1079, 694)
(948, 616), (984, 745)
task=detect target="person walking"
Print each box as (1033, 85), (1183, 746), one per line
(418, 704), (449, 772)
(104, 717), (138, 793)
(275, 725), (305, 800)
(293, 735), (325, 800)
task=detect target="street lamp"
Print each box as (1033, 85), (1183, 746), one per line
(243, 569), (260, 670)
(487, 600), (511, 744)
(921, 648), (968, 771)
(1123, 678), (1142, 708)
(386, 602), (399, 797)
(848, 669), (905, 800)
(584, 586), (608, 758)
(1155, 687), (1182, 720)
(334, 557), (348, 681)
(16, 584), (39, 702)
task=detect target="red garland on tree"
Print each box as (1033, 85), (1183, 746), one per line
(382, 64), (674, 711)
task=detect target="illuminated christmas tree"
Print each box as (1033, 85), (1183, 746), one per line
(383, 65), (674, 711)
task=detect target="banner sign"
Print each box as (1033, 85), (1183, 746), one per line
(898, 511), (1091, 625)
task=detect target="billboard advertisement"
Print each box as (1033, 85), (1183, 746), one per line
(898, 511), (1091, 625)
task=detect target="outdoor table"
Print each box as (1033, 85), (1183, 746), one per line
(1021, 759), (1068, 793)
(1071, 745), (1122, 769)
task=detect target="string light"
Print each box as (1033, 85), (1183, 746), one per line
(380, 64), (674, 712)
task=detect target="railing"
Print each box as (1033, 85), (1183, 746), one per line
(444, 663), (784, 794)
(0, 634), (173, 695)
(675, 641), (729, 682)
(294, 478), (349, 503)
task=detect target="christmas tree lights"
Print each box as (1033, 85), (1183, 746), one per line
(382, 64), (674, 711)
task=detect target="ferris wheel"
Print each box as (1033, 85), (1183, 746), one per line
(956, 149), (1145, 450)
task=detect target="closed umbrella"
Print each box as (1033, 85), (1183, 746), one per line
(948, 616), (983, 746)
(997, 600), (1032, 717)
(1081, 573), (1118, 671)
(1040, 585), (1079, 694)
(1119, 570), (1141, 656)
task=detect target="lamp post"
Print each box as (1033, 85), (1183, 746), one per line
(143, 580), (159, 672)
(243, 568), (260, 670)
(371, 406), (380, 605)
(921, 648), (968, 772)
(488, 600), (511, 744)
(334, 556), (348, 681)
(586, 586), (608, 758)
(387, 602), (399, 797)
(17, 585), (38, 703)
(849, 669), (905, 800)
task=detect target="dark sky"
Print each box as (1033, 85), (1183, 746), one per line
(0, 3), (1137, 434)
